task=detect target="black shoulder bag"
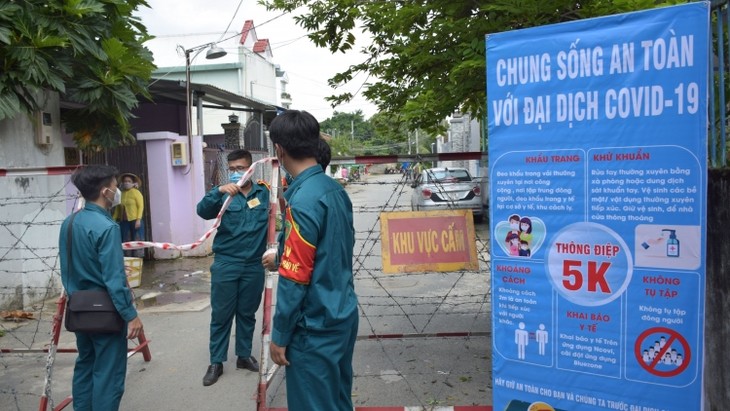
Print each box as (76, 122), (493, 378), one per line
(63, 211), (125, 333)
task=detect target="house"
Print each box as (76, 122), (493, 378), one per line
(443, 112), (484, 177)
(0, 91), (69, 310)
(0, 79), (275, 310)
(149, 19), (290, 139)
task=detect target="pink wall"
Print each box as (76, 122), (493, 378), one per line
(136, 131), (211, 258)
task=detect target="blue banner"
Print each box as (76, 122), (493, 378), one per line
(487, 3), (708, 411)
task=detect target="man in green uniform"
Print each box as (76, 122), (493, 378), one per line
(197, 149), (270, 386)
(262, 110), (359, 411)
(59, 165), (143, 411)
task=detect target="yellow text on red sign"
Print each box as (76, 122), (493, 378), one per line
(380, 210), (478, 273)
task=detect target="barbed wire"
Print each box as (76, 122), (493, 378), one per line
(1, 172), (490, 408)
(338, 171), (489, 408)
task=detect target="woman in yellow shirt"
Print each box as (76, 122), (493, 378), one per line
(113, 173), (145, 256)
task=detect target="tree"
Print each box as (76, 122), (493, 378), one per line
(0, 0), (156, 149)
(320, 110), (371, 140)
(320, 110), (376, 155)
(368, 112), (408, 155)
(262, 0), (675, 135)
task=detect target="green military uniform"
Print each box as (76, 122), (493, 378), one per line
(59, 203), (138, 411)
(272, 165), (359, 411)
(197, 181), (269, 364)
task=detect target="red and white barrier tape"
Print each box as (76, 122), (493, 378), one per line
(122, 157), (275, 252)
(258, 159), (281, 410)
(0, 165), (79, 176)
(328, 151), (485, 166)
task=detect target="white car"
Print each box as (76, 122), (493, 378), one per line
(410, 167), (484, 222)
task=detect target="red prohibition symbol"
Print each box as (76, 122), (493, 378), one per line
(634, 326), (691, 377)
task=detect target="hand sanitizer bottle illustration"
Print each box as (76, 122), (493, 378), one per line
(662, 229), (680, 257)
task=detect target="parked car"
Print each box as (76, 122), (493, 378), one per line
(410, 167), (484, 222)
(472, 174), (489, 222)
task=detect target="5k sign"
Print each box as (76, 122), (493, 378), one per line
(487, 3), (708, 411)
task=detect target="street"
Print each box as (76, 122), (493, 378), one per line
(266, 172), (491, 409)
(0, 171), (491, 410)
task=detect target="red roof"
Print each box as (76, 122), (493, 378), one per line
(239, 20), (254, 44)
(253, 39), (271, 54)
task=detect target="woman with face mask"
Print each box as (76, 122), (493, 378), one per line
(112, 173), (145, 257)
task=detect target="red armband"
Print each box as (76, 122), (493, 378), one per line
(278, 208), (315, 284)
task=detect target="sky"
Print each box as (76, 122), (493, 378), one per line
(134, 0), (378, 121)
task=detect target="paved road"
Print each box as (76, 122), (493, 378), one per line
(0, 172), (491, 410)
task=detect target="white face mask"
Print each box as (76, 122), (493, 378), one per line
(275, 145), (290, 179)
(104, 187), (122, 207)
(114, 188), (121, 206)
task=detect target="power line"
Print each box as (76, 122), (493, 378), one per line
(217, 0), (244, 43)
(152, 11), (290, 46)
(212, 11), (289, 46)
(270, 34), (308, 50)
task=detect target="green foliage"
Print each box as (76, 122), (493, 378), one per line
(261, 0), (682, 135)
(0, 0), (156, 149)
(320, 110), (374, 155)
(320, 110), (366, 138)
(368, 111), (441, 155)
(320, 110), (440, 156)
(708, 3), (730, 166)
(369, 111), (410, 154)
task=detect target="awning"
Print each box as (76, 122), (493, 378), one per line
(147, 78), (275, 112)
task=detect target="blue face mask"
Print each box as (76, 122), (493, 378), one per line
(229, 171), (243, 184)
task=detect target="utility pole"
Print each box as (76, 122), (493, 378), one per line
(415, 129), (419, 155)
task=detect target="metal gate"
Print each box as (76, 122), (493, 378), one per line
(81, 142), (152, 258)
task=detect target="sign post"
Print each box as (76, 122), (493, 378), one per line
(380, 210), (478, 274)
(487, 3), (709, 410)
